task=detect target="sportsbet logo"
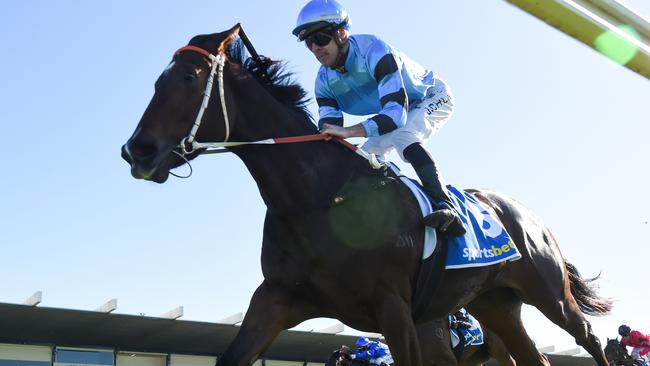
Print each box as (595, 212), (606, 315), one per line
(462, 241), (516, 260)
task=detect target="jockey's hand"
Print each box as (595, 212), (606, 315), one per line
(320, 123), (349, 139)
(320, 123), (367, 139)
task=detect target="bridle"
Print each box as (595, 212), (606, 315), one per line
(336, 350), (352, 366)
(173, 45), (230, 155)
(173, 24), (270, 157)
(604, 340), (635, 366)
(168, 27), (384, 178)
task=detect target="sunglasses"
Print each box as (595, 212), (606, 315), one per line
(305, 31), (335, 49)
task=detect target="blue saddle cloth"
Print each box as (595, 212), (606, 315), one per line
(445, 185), (521, 268)
(390, 163), (521, 269)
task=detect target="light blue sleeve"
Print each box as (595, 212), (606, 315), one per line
(315, 69), (344, 129)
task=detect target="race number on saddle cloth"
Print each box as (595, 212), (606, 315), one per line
(449, 308), (484, 348)
(389, 163), (521, 268)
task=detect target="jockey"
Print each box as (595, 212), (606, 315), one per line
(292, 0), (466, 237)
(619, 324), (650, 358)
(350, 336), (394, 366)
(450, 308), (473, 330)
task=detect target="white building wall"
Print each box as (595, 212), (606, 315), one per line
(169, 354), (216, 366)
(0, 344), (330, 366)
(117, 353), (165, 366)
(0, 344), (51, 363)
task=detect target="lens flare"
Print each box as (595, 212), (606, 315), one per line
(594, 24), (641, 65)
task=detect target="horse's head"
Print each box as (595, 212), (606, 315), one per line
(325, 347), (372, 366)
(605, 337), (631, 365)
(121, 25), (243, 183)
(325, 349), (344, 366)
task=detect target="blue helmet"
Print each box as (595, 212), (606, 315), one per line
(292, 0), (351, 41)
(355, 336), (371, 348)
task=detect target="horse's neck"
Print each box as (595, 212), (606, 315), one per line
(235, 137), (361, 212)
(228, 80), (361, 212)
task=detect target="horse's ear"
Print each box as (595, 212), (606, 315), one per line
(218, 23), (241, 55)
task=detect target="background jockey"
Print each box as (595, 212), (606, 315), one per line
(619, 324), (650, 358)
(450, 308), (474, 330)
(348, 336), (394, 366)
(292, 0), (465, 237)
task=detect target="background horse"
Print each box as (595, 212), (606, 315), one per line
(122, 25), (612, 366)
(605, 338), (648, 366)
(325, 347), (370, 366)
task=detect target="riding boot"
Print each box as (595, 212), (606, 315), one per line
(403, 143), (466, 237)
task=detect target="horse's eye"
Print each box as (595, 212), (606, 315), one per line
(184, 73), (196, 82)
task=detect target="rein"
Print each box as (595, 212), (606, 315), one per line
(170, 28), (383, 178)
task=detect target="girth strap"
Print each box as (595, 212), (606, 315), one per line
(411, 234), (448, 322)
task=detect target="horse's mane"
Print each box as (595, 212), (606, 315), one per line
(187, 33), (313, 122)
(225, 37), (313, 121)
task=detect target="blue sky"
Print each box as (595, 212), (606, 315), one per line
(1, 0), (649, 354)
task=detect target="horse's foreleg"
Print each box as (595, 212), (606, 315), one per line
(216, 281), (318, 366)
(377, 295), (423, 366)
(483, 329), (516, 366)
(415, 320), (457, 366)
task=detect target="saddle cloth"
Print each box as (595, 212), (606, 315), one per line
(388, 163), (521, 269)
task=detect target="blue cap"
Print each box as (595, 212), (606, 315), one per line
(292, 0), (350, 40)
(355, 336), (370, 348)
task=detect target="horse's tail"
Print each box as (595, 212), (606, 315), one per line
(566, 260), (613, 316)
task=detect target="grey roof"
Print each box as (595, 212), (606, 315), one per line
(0, 302), (350, 362)
(0, 302), (597, 365)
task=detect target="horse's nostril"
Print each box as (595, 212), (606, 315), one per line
(131, 143), (158, 161)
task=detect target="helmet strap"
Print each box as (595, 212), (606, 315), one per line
(331, 32), (349, 72)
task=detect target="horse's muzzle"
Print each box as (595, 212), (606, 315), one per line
(121, 144), (134, 165)
(121, 143), (169, 183)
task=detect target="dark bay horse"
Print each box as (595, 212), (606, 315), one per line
(325, 347), (372, 366)
(605, 338), (648, 366)
(121, 25), (612, 366)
